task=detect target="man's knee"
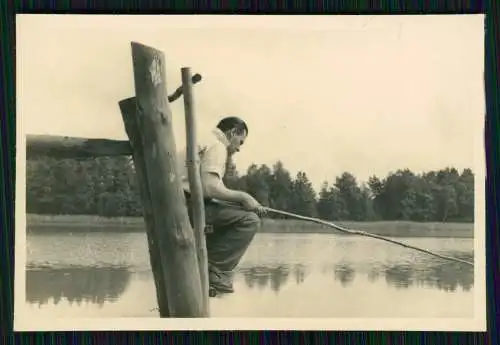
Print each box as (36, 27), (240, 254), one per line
(240, 211), (261, 232)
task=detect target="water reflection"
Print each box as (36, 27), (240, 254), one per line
(384, 264), (414, 289)
(383, 261), (474, 292)
(25, 230), (474, 315)
(238, 250), (474, 293)
(293, 264), (307, 285)
(26, 253), (474, 309)
(367, 269), (381, 283)
(240, 265), (291, 293)
(26, 265), (131, 307)
(382, 252), (474, 292)
(422, 260), (474, 292)
(333, 263), (356, 287)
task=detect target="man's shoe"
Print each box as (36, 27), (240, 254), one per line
(210, 281), (234, 294)
(209, 268), (234, 293)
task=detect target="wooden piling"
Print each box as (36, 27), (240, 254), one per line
(169, 72), (202, 103)
(181, 67), (209, 313)
(24, 43), (208, 317)
(118, 97), (170, 317)
(129, 41), (205, 317)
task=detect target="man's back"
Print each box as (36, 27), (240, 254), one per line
(176, 128), (229, 194)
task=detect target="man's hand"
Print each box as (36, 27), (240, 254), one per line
(241, 195), (268, 217)
(202, 173), (268, 216)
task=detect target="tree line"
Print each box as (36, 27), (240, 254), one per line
(26, 156), (474, 222)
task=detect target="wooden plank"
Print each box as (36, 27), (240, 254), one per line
(130, 41), (204, 317)
(181, 67), (209, 314)
(26, 135), (132, 159)
(118, 97), (170, 317)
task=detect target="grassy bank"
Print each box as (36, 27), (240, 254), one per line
(26, 214), (474, 238)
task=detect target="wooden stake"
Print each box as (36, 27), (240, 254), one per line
(118, 97), (170, 317)
(130, 41), (204, 317)
(181, 67), (209, 315)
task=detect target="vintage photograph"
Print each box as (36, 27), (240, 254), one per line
(15, 14), (485, 331)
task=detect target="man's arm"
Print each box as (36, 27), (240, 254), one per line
(198, 142), (261, 210)
(201, 172), (250, 204)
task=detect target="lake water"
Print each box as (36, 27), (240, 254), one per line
(25, 229), (474, 318)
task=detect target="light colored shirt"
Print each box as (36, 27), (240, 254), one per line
(177, 128), (230, 194)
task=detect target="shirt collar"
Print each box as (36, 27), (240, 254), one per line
(212, 128), (230, 148)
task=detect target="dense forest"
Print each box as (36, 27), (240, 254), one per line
(26, 156), (475, 223)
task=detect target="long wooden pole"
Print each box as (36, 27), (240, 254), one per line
(118, 97), (170, 317)
(267, 207), (474, 266)
(181, 67), (209, 315)
(130, 41), (204, 317)
(215, 200), (475, 267)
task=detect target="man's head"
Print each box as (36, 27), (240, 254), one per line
(216, 116), (248, 155)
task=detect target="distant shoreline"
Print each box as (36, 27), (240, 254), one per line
(25, 214), (474, 238)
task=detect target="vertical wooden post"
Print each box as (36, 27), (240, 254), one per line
(181, 67), (209, 313)
(118, 97), (170, 317)
(129, 41), (204, 317)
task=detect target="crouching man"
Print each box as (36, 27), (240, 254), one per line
(178, 116), (267, 294)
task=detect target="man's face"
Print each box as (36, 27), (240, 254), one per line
(227, 128), (247, 155)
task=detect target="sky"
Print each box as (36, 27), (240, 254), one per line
(17, 15), (485, 191)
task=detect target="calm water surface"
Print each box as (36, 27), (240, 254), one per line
(25, 229), (474, 318)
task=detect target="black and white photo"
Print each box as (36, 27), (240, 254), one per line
(15, 14), (486, 331)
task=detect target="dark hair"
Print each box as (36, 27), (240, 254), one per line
(216, 116), (248, 136)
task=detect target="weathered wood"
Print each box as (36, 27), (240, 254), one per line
(118, 97), (170, 317)
(130, 41), (204, 317)
(26, 135), (132, 159)
(181, 67), (209, 314)
(168, 73), (202, 103)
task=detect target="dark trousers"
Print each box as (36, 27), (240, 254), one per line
(185, 193), (261, 276)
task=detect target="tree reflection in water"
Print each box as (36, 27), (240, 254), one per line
(26, 265), (131, 307)
(239, 263), (310, 292)
(333, 263), (356, 286)
(25, 250), (474, 307)
(239, 250), (474, 293)
(384, 264), (414, 289)
(367, 269), (380, 283)
(382, 251), (474, 291)
(293, 264), (307, 285)
(239, 264), (305, 293)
